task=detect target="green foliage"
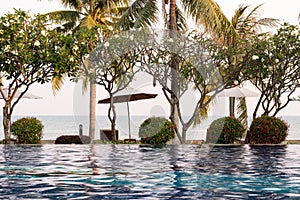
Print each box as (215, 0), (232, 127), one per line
(245, 23), (300, 117)
(11, 117), (44, 144)
(139, 117), (175, 144)
(0, 9), (92, 140)
(206, 117), (245, 144)
(55, 135), (91, 144)
(0, 9), (84, 81)
(248, 116), (288, 144)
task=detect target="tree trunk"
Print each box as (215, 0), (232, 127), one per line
(253, 94), (264, 120)
(108, 95), (117, 142)
(3, 104), (11, 143)
(170, 69), (181, 144)
(169, 107), (183, 144)
(89, 70), (96, 143)
(169, 0), (177, 31)
(169, 0), (181, 144)
(182, 126), (187, 144)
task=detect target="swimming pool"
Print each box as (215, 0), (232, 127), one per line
(0, 144), (299, 199)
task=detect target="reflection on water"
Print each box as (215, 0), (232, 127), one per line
(0, 144), (300, 199)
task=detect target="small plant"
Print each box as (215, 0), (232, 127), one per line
(139, 117), (175, 144)
(55, 135), (91, 144)
(248, 116), (288, 144)
(11, 117), (43, 144)
(206, 117), (245, 144)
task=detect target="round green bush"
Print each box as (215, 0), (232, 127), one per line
(11, 117), (43, 144)
(248, 116), (288, 144)
(206, 117), (245, 144)
(138, 117), (175, 144)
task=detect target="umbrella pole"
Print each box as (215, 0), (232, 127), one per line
(229, 97), (235, 118)
(127, 101), (131, 140)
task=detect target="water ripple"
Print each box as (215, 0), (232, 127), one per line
(0, 144), (300, 199)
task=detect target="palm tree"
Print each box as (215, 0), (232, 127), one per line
(46, 0), (129, 141)
(228, 4), (278, 129)
(116, 0), (239, 143)
(118, 0), (238, 39)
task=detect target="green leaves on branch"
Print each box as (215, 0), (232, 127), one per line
(139, 117), (175, 145)
(0, 9), (93, 141)
(11, 117), (44, 144)
(206, 117), (245, 144)
(0, 9), (86, 83)
(245, 23), (300, 118)
(248, 116), (288, 144)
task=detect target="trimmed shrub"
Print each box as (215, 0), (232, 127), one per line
(139, 117), (175, 144)
(55, 135), (91, 144)
(11, 117), (43, 144)
(248, 116), (288, 144)
(206, 117), (245, 144)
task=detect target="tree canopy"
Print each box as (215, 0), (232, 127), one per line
(0, 9), (86, 142)
(246, 23), (300, 118)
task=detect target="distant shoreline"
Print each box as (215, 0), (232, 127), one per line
(38, 140), (300, 145)
(1, 115), (300, 141)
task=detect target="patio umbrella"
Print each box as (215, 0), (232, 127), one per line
(0, 88), (42, 135)
(98, 87), (158, 139)
(215, 86), (260, 98)
(208, 86), (259, 117)
(0, 88), (42, 100)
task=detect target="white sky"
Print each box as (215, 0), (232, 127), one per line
(0, 0), (299, 116)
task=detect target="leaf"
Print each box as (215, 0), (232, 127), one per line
(51, 74), (66, 95)
(237, 97), (248, 129)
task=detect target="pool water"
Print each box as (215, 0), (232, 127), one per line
(0, 144), (300, 199)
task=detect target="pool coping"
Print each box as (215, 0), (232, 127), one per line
(1, 139), (300, 145)
(41, 139), (300, 145)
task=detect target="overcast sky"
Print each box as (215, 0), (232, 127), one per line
(0, 0), (299, 116)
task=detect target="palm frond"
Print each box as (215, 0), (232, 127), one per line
(45, 10), (82, 24)
(116, 0), (159, 30)
(79, 15), (97, 29)
(232, 4), (279, 37)
(60, 0), (83, 10)
(107, 6), (129, 17)
(175, 6), (188, 31)
(81, 76), (89, 95)
(231, 4), (249, 29)
(193, 95), (212, 126)
(236, 97), (248, 128)
(257, 18), (279, 28)
(51, 75), (66, 95)
(181, 0), (238, 44)
(61, 21), (78, 31)
(95, 0), (129, 10)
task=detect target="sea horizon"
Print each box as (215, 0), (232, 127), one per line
(1, 115), (299, 141)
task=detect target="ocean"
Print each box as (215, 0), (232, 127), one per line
(1, 115), (299, 141)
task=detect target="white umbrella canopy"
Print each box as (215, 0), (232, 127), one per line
(214, 86), (260, 98)
(98, 87), (158, 139)
(0, 88), (42, 99)
(0, 88), (42, 140)
(208, 86), (260, 117)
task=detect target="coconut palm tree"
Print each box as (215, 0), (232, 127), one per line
(46, 0), (129, 141)
(116, 0), (239, 143)
(228, 4), (278, 129)
(121, 1), (278, 143)
(118, 0), (238, 40)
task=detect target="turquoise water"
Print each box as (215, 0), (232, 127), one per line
(1, 115), (300, 140)
(0, 144), (300, 199)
